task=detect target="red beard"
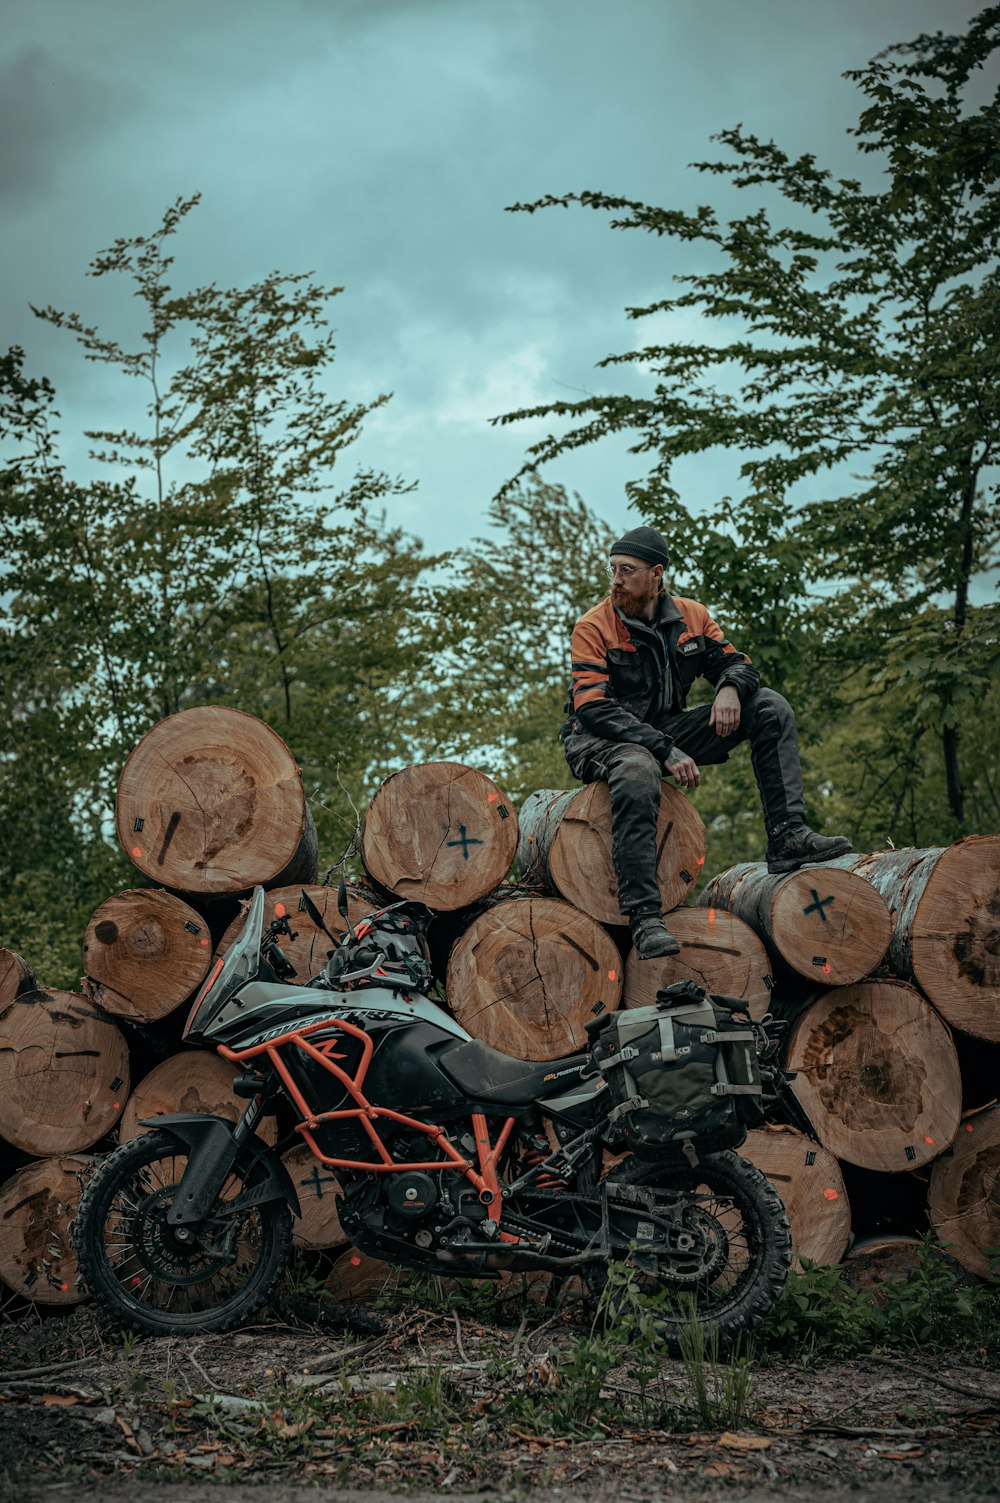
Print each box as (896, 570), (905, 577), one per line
(612, 580), (658, 617)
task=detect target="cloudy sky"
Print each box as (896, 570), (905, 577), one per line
(2, 0), (988, 553)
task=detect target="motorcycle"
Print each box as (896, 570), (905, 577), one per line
(73, 887), (791, 1350)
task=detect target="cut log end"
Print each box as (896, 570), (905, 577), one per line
(118, 1051), (276, 1146)
(82, 888), (212, 1021)
(520, 781), (706, 926)
(783, 980), (962, 1173)
(0, 992), (129, 1156)
(700, 862), (892, 986)
(0, 1155), (95, 1304)
(446, 895), (623, 1059)
(361, 762), (519, 911)
(216, 883), (381, 984)
(927, 1104), (1000, 1279)
(116, 706), (311, 895)
(741, 1125), (851, 1268)
(624, 906), (773, 1019)
(0, 949), (37, 1012)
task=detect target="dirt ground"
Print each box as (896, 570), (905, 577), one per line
(2, 1300), (998, 1503)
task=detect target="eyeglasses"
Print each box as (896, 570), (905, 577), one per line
(607, 563), (652, 581)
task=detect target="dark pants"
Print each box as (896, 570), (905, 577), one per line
(562, 688), (805, 915)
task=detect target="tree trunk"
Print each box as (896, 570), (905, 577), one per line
(360, 762), (519, 912)
(0, 992), (129, 1155)
(697, 862), (892, 987)
(927, 1104), (1000, 1278)
(783, 979), (962, 1173)
(446, 896), (623, 1060)
(623, 906), (773, 1019)
(82, 888), (213, 1022)
(824, 840), (1000, 1041)
(0, 949), (37, 1011)
(0, 1155), (95, 1305)
(116, 705), (317, 896)
(281, 1144), (348, 1251)
(215, 882), (381, 983)
(117, 1050), (276, 1146)
(740, 1125), (850, 1269)
(517, 783), (705, 925)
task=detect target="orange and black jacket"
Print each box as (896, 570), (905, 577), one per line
(562, 593), (759, 760)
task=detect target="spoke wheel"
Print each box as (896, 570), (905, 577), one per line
(73, 1130), (292, 1335)
(589, 1150), (791, 1353)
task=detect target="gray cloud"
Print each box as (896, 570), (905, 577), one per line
(0, 44), (128, 205)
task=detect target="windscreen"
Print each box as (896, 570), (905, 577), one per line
(183, 886), (265, 1038)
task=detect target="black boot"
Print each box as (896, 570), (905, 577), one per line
(766, 822), (852, 875)
(629, 909), (681, 959)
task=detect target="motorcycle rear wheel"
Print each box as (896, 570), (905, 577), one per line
(589, 1150), (791, 1354)
(73, 1130), (293, 1335)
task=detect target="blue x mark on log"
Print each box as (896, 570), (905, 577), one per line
(447, 825), (483, 860)
(802, 888), (835, 922)
(300, 1166), (340, 1199)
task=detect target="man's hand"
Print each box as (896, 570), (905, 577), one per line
(710, 685), (741, 738)
(664, 746), (701, 789)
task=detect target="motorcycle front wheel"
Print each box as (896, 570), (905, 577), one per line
(73, 1130), (293, 1335)
(588, 1149), (791, 1354)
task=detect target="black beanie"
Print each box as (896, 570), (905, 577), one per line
(609, 525), (669, 569)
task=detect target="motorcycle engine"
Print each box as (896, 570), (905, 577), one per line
(386, 1172), (439, 1223)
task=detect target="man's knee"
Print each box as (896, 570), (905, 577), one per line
(746, 686), (796, 730)
(604, 743), (662, 794)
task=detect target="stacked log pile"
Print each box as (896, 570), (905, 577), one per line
(1, 703), (997, 1312)
(701, 841), (1000, 1268)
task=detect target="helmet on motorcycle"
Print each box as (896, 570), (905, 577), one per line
(321, 902), (434, 995)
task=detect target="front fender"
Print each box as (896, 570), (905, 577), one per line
(140, 1112), (301, 1219)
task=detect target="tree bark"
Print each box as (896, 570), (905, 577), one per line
(825, 840), (1000, 1040)
(518, 782), (705, 926)
(698, 862), (892, 987)
(361, 762), (518, 911)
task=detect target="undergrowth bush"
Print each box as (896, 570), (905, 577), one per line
(759, 1241), (1000, 1360)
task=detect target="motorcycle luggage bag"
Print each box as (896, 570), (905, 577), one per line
(590, 987), (762, 1158)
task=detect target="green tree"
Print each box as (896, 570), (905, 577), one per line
(1, 201), (444, 980)
(428, 479), (615, 802)
(497, 7), (1000, 832)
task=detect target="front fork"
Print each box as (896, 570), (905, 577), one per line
(164, 1097), (272, 1231)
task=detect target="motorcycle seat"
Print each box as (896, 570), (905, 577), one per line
(439, 1039), (590, 1107)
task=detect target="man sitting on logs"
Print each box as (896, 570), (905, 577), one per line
(563, 525), (851, 959)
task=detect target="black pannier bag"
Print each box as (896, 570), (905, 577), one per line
(588, 980), (763, 1161)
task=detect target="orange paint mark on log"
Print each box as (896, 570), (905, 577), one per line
(823, 1189), (840, 1201)
(487, 792), (498, 803)
(924, 1135), (936, 1146)
(131, 847), (142, 858)
(708, 908), (716, 925)
(822, 962), (832, 975)
(608, 969), (617, 981)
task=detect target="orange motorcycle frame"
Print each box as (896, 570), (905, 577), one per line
(218, 1017), (519, 1241)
